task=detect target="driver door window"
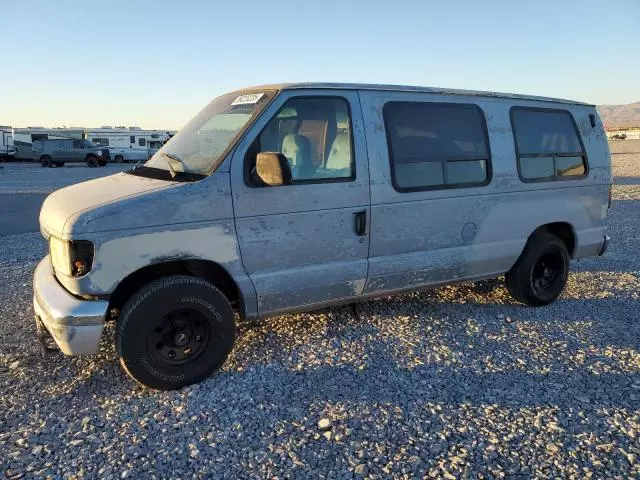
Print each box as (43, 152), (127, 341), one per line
(248, 97), (355, 183)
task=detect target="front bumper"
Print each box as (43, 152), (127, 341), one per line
(33, 256), (108, 355)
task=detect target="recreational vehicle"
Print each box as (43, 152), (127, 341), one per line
(14, 127), (170, 163)
(0, 125), (16, 160)
(85, 128), (169, 163)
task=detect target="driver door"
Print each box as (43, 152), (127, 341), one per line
(230, 90), (370, 315)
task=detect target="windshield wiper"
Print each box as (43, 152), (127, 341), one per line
(126, 152), (204, 182)
(133, 157), (145, 170)
(160, 152), (185, 179)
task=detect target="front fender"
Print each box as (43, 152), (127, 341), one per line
(54, 220), (258, 318)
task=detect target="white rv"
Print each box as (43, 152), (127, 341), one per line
(86, 128), (170, 163)
(13, 127), (170, 163)
(0, 125), (16, 160)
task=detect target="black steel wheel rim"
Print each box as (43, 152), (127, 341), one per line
(531, 252), (562, 295)
(147, 308), (212, 366)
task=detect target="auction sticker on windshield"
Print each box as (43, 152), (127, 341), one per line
(231, 93), (264, 106)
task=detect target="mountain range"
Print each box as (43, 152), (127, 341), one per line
(597, 101), (640, 129)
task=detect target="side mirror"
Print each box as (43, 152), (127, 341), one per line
(254, 152), (292, 186)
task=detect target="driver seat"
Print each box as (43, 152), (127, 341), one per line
(282, 134), (313, 178)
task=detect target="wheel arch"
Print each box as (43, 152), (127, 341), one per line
(530, 222), (576, 258)
(108, 259), (244, 319)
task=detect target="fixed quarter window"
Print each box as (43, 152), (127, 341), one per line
(384, 102), (491, 192)
(510, 107), (587, 181)
(246, 96), (355, 185)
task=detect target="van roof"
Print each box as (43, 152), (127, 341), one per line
(237, 82), (593, 107)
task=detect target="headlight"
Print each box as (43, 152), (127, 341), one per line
(49, 237), (94, 277)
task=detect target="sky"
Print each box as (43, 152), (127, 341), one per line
(2, 0), (639, 130)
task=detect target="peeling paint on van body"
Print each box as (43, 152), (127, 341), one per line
(358, 90), (610, 295)
(37, 83), (611, 327)
(39, 171), (259, 318)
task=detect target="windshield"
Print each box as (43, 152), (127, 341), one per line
(145, 90), (274, 175)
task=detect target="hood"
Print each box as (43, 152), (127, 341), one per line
(40, 172), (175, 238)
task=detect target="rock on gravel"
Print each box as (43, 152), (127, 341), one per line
(0, 145), (639, 478)
(318, 418), (333, 431)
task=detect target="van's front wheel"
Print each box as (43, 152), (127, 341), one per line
(505, 233), (569, 306)
(116, 276), (235, 390)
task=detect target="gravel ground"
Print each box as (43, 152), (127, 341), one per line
(1, 142), (639, 479)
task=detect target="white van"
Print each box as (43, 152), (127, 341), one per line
(34, 83), (611, 390)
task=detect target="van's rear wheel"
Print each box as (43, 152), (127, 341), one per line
(86, 155), (98, 167)
(40, 156), (51, 167)
(115, 155), (124, 163)
(116, 276), (235, 390)
(505, 233), (569, 306)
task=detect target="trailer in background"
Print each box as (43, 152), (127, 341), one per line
(0, 126), (16, 160)
(85, 127), (170, 163)
(606, 128), (640, 140)
(14, 128), (79, 160)
(13, 127), (171, 162)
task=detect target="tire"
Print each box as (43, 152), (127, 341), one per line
(98, 159), (107, 167)
(40, 156), (51, 168)
(86, 155), (98, 167)
(116, 275), (236, 390)
(505, 232), (570, 306)
(55, 162), (64, 167)
(115, 155), (124, 163)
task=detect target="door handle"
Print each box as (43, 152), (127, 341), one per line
(354, 210), (367, 236)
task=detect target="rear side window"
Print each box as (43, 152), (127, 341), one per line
(72, 140), (83, 149)
(139, 138), (146, 146)
(384, 102), (491, 192)
(510, 108), (587, 181)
